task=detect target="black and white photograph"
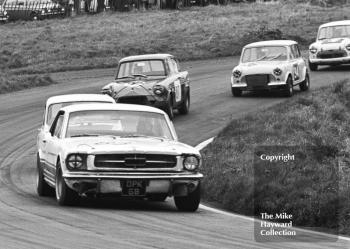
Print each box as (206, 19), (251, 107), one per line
(0, 0), (350, 248)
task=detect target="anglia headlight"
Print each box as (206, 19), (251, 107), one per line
(66, 154), (87, 170)
(153, 85), (166, 96)
(273, 68), (283, 76)
(309, 47), (317, 54)
(233, 70), (242, 78)
(183, 155), (200, 171)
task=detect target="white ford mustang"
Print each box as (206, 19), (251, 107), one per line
(231, 40), (310, 97)
(36, 103), (203, 211)
(308, 20), (350, 71)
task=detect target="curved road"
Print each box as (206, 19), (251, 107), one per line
(0, 57), (349, 249)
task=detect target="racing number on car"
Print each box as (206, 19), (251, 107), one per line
(174, 80), (182, 102)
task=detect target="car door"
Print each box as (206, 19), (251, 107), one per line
(45, 112), (64, 175)
(168, 57), (186, 107)
(290, 44), (304, 83)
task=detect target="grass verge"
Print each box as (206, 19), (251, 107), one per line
(0, 71), (56, 94)
(201, 80), (350, 235)
(1, 3), (350, 75)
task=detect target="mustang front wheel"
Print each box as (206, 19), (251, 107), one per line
(55, 162), (79, 206)
(36, 154), (54, 196)
(174, 183), (201, 212)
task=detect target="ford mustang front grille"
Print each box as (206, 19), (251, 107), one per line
(245, 74), (269, 87)
(317, 50), (347, 59)
(94, 154), (177, 168)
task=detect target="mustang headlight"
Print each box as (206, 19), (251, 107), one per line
(309, 47), (317, 54)
(273, 68), (283, 76)
(183, 155), (200, 171)
(153, 85), (166, 96)
(233, 70), (242, 78)
(66, 154), (87, 170)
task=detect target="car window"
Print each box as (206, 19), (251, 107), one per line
(53, 115), (64, 138)
(46, 101), (113, 126)
(290, 45), (299, 59)
(168, 58), (179, 74)
(117, 60), (166, 78)
(318, 25), (350, 40)
(242, 46), (287, 63)
(66, 110), (173, 140)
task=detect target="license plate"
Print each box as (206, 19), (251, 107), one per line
(121, 179), (146, 196)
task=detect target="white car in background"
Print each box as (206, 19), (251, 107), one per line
(308, 20), (350, 71)
(231, 40), (310, 97)
(36, 103), (202, 212)
(37, 94), (115, 171)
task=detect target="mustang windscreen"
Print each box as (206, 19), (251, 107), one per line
(46, 101), (112, 126)
(318, 25), (350, 40)
(65, 110), (173, 139)
(242, 46), (288, 63)
(117, 60), (166, 78)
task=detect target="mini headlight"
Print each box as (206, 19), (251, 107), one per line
(41, 10), (45, 14)
(233, 70), (242, 78)
(183, 155), (200, 171)
(153, 85), (166, 96)
(346, 44), (350, 51)
(273, 68), (282, 76)
(309, 47), (317, 54)
(4, 11), (7, 16)
(66, 154), (86, 170)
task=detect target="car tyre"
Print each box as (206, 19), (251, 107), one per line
(164, 97), (174, 120)
(284, 76), (294, 97)
(148, 194), (167, 202)
(174, 183), (201, 212)
(299, 73), (310, 92)
(231, 88), (242, 97)
(36, 154), (54, 196)
(308, 60), (318, 71)
(55, 161), (79, 206)
(178, 93), (190, 115)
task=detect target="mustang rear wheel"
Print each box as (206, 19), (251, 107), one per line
(174, 183), (201, 212)
(55, 162), (79, 206)
(178, 93), (190, 115)
(299, 73), (310, 92)
(36, 154), (54, 196)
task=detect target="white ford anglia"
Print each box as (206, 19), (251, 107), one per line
(36, 103), (202, 211)
(308, 20), (350, 71)
(231, 40), (310, 97)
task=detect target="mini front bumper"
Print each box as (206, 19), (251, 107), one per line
(64, 172), (203, 196)
(231, 81), (287, 91)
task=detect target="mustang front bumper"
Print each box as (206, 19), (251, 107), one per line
(64, 172), (203, 196)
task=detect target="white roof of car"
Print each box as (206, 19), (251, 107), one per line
(46, 94), (115, 106)
(319, 20), (350, 28)
(244, 40), (297, 48)
(119, 54), (173, 63)
(61, 103), (166, 115)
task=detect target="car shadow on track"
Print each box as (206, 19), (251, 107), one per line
(240, 89), (305, 99)
(76, 196), (179, 212)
